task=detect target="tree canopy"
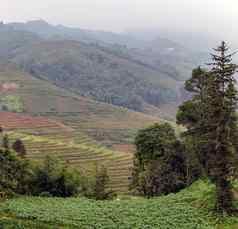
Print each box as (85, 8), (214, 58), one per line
(132, 123), (187, 197)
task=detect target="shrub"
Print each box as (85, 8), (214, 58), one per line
(94, 166), (115, 200)
(29, 156), (81, 197)
(12, 139), (26, 158)
(81, 165), (115, 200)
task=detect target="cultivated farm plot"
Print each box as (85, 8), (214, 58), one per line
(3, 114), (134, 193)
(0, 181), (218, 229)
(0, 68), (162, 193)
(0, 112), (71, 133)
(46, 109), (160, 148)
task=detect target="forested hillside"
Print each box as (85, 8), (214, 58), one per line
(0, 21), (203, 113)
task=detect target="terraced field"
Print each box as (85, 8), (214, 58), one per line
(0, 112), (71, 133)
(49, 110), (160, 148)
(0, 67), (162, 193)
(5, 125), (133, 193)
(0, 110), (135, 193)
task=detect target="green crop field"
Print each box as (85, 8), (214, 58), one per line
(1, 180), (238, 229)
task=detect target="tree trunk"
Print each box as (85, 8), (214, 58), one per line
(216, 177), (233, 214)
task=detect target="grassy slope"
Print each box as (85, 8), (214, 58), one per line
(1, 180), (238, 229)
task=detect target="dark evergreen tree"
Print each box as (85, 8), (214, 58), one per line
(93, 166), (114, 200)
(177, 42), (238, 214)
(205, 42), (238, 213)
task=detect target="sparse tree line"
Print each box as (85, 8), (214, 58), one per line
(131, 42), (238, 214)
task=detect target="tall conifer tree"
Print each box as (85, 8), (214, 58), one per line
(205, 41), (238, 213)
(177, 41), (238, 213)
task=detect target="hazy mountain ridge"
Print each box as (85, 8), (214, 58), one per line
(0, 23), (40, 59)
(0, 20), (203, 113)
(8, 20), (144, 48)
(7, 20), (203, 61)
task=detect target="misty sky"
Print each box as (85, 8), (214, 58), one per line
(2, 0), (238, 42)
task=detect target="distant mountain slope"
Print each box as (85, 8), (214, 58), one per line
(1, 21), (201, 113)
(7, 20), (202, 61)
(7, 20), (151, 48)
(7, 20), (201, 72)
(10, 39), (181, 111)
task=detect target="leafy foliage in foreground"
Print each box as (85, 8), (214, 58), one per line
(0, 180), (216, 229)
(0, 217), (58, 229)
